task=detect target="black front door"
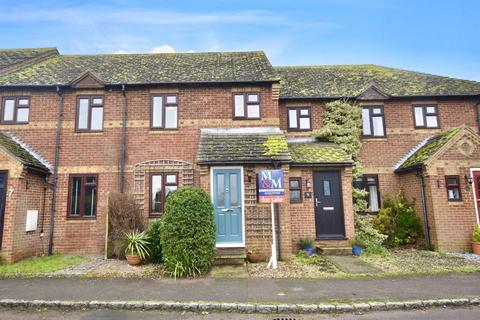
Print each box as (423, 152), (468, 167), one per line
(313, 171), (345, 239)
(0, 172), (7, 249)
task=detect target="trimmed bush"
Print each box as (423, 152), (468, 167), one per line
(146, 219), (163, 263)
(373, 191), (423, 247)
(160, 187), (216, 277)
(354, 214), (387, 248)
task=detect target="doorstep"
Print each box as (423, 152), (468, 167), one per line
(215, 247), (246, 266)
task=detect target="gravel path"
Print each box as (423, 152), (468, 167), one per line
(49, 255), (107, 276)
(449, 253), (480, 262)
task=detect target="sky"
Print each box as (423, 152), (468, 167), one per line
(1, 0), (479, 81)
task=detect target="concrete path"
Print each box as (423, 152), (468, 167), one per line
(0, 273), (479, 304)
(327, 255), (380, 274)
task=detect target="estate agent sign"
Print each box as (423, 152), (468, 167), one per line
(258, 169), (285, 203)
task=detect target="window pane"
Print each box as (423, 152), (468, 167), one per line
(70, 177), (81, 215)
(288, 109), (298, 128)
(300, 109), (309, 116)
(17, 108), (29, 122)
(92, 98), (103, 105)
(91, 107), (103, 130)
(78, 99), (89, 129)
(447, 178), (458, 185)
(151, 175), (162, 212)
(165, 185), (177, 199)
(234, 95), (244, 117)
(362, 108), (371, 135)
(165, 106), (177, 128)
(426, 106), (436, 114)
(414, 107), (424, 126)
(230, 173), (238, 206)
(323, 180), (331, 196)
(152, 96), (163, 127)
(216, 174), (225, 206)
(299, 117), (311, 129)
(290, 179), (300, 188)
(166, 96), (177, 104)
(372, 116), (384, 136)
(247, 104), (260, 118)
(372, 108), (382, 114)
(166, 174), (176, 184)
(448, 188), (460, 199)
(368, 185), (379, 211)
(290, 190), (301, 201)
(426, 116), (438, 127)
(3, 99), (14, 121)
(18, 99), (29, 106)
(84, 185), (97, 216)
(247, 94), (258, 102)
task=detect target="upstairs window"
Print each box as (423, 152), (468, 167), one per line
(445, 176), (462, 201)
(150, 173), (178, 215)
(1, 97), (30, 124)
(354, 175), (380, 213)
(289, 178), (302, 203)
(77, 96), (103, 131)
(413, 105), (439, 128)
(68, 175), (97, 218)
(233, 93), (260, 119)
(362, 106), (385, 137)
(151, 95), (178, 129)
(288, 107), (311, 131)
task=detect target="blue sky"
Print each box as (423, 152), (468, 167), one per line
(1, 0), (479, 81)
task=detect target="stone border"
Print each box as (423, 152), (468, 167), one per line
(0, 297), (478, 314)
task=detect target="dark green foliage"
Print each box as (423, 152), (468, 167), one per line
(373, 191), (423, 247)
(160, 187), (216, 277)
(146, 219), (163, 263)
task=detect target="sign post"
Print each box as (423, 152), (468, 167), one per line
(258, 169), (285, 269)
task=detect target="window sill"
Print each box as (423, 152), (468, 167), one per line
(232, 117), (262, 121)
(0, 122), (29, 125)
(74, 131), (104, 135)
(448, 200), (464, 205)
(66, 216), (97, 221)
(149, 214), (163, 218)
(361, 137), (387, 141)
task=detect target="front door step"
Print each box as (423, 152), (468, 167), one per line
(215, 247), (246, 266)
(317, 246), (352, 255)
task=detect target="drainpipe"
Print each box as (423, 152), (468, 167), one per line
(120, 84), (127, 193)
(416, 169), (432, 250)
(48, 86), (64, 255)
(273, 160), (282, 260)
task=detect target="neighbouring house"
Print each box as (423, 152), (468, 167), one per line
(0, 47), (479, 263)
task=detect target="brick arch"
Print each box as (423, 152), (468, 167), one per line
(132, 159), (194, 211)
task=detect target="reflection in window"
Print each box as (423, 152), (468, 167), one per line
(323, 180), (331, 196)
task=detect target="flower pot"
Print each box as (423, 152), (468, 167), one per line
(247, 252), (265, 263)
(472, 242), (480, 255)
(304, 245), (314, 256)
(126, 254), (142, 266)
(352, 245), (362, 256)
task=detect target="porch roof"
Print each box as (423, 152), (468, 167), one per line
(0, 132), (51, 173)
(288, 140), (353, 166)
(197, 128), (291, 164)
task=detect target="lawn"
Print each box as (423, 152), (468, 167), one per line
(0, 254), (88, 277)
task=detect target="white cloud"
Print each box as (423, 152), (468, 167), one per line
(150, 45), (176, 53)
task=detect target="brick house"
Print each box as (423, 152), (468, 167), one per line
(0, 48), (479, 263)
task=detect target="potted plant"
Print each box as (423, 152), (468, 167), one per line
(298, 238), (314, 256)
(124, 230), (151, 266)
(472, 225), (480, 255)
(246, 246), (264, 263)
(349, 236), (365, 256)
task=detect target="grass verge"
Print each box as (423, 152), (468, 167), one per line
(0, 254), (87, 277)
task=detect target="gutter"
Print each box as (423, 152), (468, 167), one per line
(119, 84), (127, 193)
(48, 86), (63, 255)
(416, 169), (432, 250)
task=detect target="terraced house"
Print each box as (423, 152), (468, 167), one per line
(0, 47), (479, 263)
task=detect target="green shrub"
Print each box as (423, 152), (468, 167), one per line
(473, 225), (480, 243)
(349, 234), (366, 248)
(124, 230), (150, 260)
(160, 187), (216, 277)
(373, 191), (423, 247)
(146, 219), (163, 263)
(354, 214), (387, 249)
(363, 244), (389, 255)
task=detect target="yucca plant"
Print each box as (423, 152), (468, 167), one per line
(124, 230), (151, 260)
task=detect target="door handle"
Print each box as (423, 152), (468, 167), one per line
(221, 208), (233, 212)
(315, 198), (322, 207)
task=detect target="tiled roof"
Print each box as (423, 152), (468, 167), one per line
(275, 65), (480, 98)
(0, 132), (50, 172)
(197, 128), (291, 164)
(0, 51), (278, 86)
(395, 127), (461, 172)
(289, 142), (353, 165)
(0, 47), (58, 72)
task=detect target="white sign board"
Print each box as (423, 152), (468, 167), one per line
(25, 210), (38, 232)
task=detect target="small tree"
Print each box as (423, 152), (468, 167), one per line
(160, 187), (216, 277)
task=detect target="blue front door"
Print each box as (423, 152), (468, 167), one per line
(212, 168), (243, 245)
